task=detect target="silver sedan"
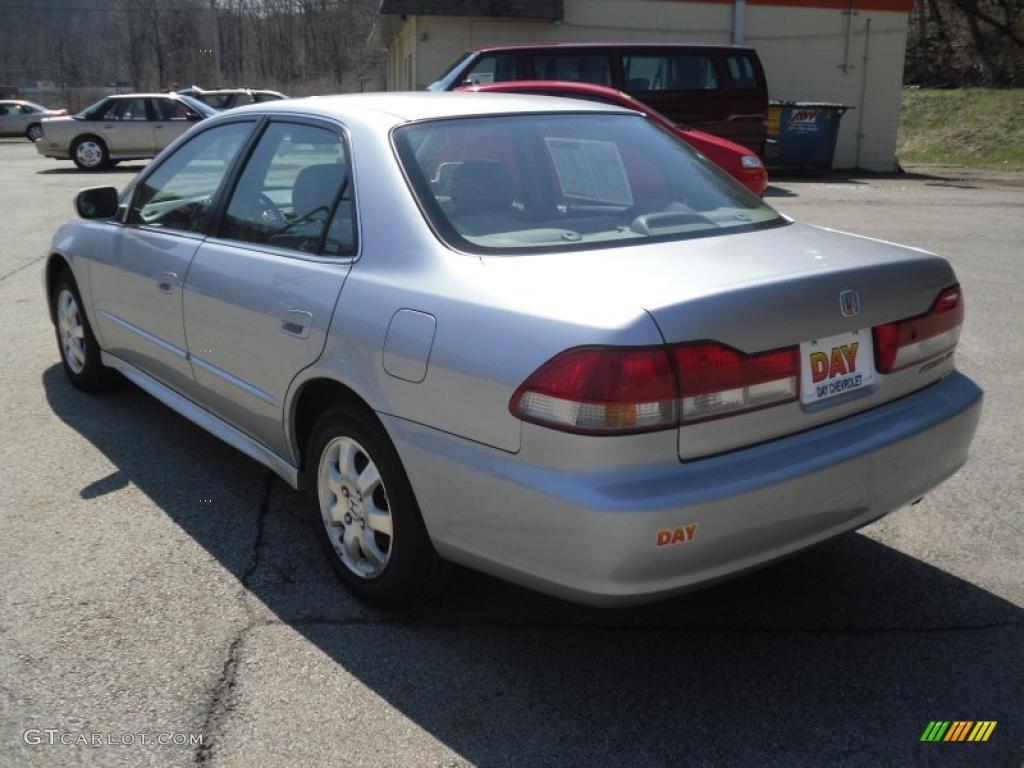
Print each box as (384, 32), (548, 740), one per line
(0, 99), (66, 141)
(43, 93), (982, 607)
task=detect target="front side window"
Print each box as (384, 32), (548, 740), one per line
(130, 121), (254, 232)
(463, 54), (518, 85)
(222, 122), (354, 256)
(394, 113), (782, 255)
(622, 54), (720, 92)
(533, 53), (612, 85)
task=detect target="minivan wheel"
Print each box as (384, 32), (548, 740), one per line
(52, 270), (116, 391)
(71, 136), (109, 170)
(306, 406), (446, 609)
(26, 123), (43, 142)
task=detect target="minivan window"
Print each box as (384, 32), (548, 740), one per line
(462, 54), (518, 85)
(533, 53), (612, 85)
(622, 54), (720, 91)
(394, 113), (782, 255)
(727, 55), (759, 90)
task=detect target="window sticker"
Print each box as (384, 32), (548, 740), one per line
(544, 137), (633, 206)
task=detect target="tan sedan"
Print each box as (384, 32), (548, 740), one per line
(35, 93), (215, 170)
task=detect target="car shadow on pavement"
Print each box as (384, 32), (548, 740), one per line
(43, 365), (1022, 766)
(36, 165), (145, 175)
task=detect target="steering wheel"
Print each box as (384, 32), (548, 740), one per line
(255, 192), (285, 227)
(271, 205), (330, 238)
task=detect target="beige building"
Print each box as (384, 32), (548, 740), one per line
(374, 0), (913, 171)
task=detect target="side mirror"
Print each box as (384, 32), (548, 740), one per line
(75, 186), (119, 219)
(186, 111), (203, 121)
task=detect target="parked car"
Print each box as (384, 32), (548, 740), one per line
(459, 80), (767, 196)
(178, 86), (288, 110)
(0, 99), (67, 142)
(46, 93), (981, 608)
(430, 42), (769, 154)
(35, 93), (215, 170)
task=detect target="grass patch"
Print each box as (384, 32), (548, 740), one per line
(898, 88), (1024, 170)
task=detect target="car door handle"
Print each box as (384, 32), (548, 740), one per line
(156, 271), (179, 294)
(280, 309), (313, 339)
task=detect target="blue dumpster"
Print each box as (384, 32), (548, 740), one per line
(764, 101), (851, 170)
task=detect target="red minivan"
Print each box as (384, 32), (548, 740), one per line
(429, 43), (769, 156)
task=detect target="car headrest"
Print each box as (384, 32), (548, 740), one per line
(448, 160), (515, 214)
(292, 163), (344, 219)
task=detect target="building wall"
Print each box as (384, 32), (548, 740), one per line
(386, 0), (909, 170)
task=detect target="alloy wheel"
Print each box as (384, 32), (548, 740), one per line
(317, 436), (393, 579)
(57, 288), (86, 374)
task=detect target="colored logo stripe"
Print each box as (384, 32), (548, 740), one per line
(920, 721), (996, 742)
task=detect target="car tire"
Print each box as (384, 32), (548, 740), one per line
(305, 405), (447, 609)
(52, 269), (116, 392)
(71, 136), (110, 171)
(26, 123), (42, 142)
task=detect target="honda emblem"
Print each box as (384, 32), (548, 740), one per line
(839, 290), (860, 317)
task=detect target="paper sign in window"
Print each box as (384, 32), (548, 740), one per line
(544, 137), (633, 207)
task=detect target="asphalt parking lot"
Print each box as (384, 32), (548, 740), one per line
(1, 137), (1021, 768)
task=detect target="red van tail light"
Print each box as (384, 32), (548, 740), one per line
(674, 343), (798, 423)
(511, 346), (679, 434)
(873, 284), (964, 373)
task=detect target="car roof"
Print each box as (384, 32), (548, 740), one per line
(225, 91), (631, 124)
(470, 41), (756, 53)
(107, 93), (184, 99)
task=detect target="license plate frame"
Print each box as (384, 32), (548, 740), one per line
(799, 329), (876, 405)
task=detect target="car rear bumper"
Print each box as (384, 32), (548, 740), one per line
(383, 372), (983, 606)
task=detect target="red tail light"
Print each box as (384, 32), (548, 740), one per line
(674, 343), (798, 423)
(511, 342), (798, 434)
(510, 346), (678, 434)
(873, 284), (963, 373)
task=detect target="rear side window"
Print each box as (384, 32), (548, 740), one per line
(463, 54), (519, 85)
(222, 122), (355, 256)
(155, 99), (198, 121)
(533, 53), (612, 86)
(103, 99), (149, 121)
(621, 54), (719, 92)
(726, 55), (759, 90)
(130, 121), (254, 232)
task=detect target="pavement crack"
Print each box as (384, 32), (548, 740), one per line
(193, 472), (274, 765)
(239, 471), (275, 590)
(0, 255), (44, 284)
(193, 632), (247, 766)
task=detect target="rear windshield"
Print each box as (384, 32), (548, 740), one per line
(393, 113), (783, 255)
